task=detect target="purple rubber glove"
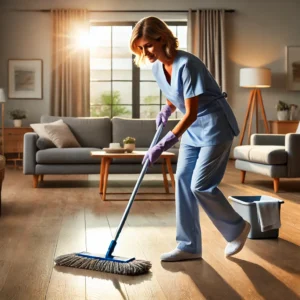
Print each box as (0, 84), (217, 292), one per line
(142, 131), (179, 165)
(156, 105), (172, 129)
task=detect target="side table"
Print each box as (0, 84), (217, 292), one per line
(91, 150), (175, 201)
(269, 120), (299, 134)
(4, 127), (33, 168)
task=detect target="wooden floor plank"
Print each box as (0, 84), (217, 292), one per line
(46, 206), (86, 300)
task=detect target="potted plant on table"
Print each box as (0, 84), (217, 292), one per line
(123, 136), (136, 151)
(275, 101), (290, 121)
(9, 109), (27, 127)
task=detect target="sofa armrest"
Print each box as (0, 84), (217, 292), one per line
(251, 134), (285, 146)
(23, 132), (38, 174)
(285, 133), (300, 177)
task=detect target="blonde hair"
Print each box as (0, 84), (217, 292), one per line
(130, 16), (179, 67)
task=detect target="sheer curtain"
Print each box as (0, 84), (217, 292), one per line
(51, 9), (90, 117)
(188, 9), (227, 92)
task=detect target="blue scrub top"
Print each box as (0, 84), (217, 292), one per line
(152, 50), (240, 147)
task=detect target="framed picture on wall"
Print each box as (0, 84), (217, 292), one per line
(8, 59), (43, 99)
(286, 46), (300, 91)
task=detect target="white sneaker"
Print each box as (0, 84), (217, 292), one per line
(225, 221), (251, 257)
(160, 248), (202, 262)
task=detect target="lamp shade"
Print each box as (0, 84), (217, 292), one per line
(0, 88), (5, 102)
(240, 68), (271, 88)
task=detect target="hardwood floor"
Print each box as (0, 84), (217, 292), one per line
(0, 161), (299, 300)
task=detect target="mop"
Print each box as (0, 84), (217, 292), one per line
(54, 124), (164, 276)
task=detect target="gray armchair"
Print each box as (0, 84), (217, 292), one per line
(234, 133), (300, 192)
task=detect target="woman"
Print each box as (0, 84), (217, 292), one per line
(130, 16), (250, 262)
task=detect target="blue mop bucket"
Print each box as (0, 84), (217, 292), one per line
(228, 195), (284, 239)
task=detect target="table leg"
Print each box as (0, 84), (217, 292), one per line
(99, 157), (105, 194)
(162, 159), (169, 193)
(166, 158), (175, 190)
(102, 158), (111, 201)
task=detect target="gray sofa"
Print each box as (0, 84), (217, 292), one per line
(23, 116), (180, 187)
(234, 132), (300, 192)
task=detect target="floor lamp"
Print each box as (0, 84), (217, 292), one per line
(0, 89), (5, 156)
(239, 68), (271, 145)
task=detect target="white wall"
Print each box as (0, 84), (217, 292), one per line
(1, 0), (300, 150)
(0, 10), (51, 127)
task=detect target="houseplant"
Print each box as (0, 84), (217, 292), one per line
(123, 136), (136, 151)
(275, 101), (290, 121)
(9, 109), (27, 127)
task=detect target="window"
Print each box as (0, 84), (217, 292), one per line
(90, 22), (187, 118)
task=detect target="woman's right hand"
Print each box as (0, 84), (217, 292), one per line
(156, 105), (172, 129)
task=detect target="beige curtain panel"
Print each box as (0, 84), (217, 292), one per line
(188, 9), (226, 92)
(51, 9), (90, 117)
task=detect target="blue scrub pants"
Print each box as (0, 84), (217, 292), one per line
(175, 140), (245, 254)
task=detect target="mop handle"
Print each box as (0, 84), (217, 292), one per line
(113, 123), (164, 242)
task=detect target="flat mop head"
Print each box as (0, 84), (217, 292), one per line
(54, 253), (152, 276)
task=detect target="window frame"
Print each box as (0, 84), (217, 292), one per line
(89, 21), (187, 118)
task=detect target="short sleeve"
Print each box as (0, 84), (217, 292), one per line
(182, 61), (205, 99)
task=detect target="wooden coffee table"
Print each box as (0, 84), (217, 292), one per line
(90, 150), (175, 201)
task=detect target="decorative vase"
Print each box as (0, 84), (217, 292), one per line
(277, 110), (289, 121)
(124, 143), (135, 151)
(13, 119), (22, 127)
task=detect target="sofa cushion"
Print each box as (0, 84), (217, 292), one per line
(45, 122), (81, 148)
(112, 118), (156, 147)
(36, 148), (101, 164)
(112, 117), (180, 147)
(234, 145), (287, 165)
(41, 116), (112, 148)
(36, 137), (56, 150)
(161, 118), (181, 137)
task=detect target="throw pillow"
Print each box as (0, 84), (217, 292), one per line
(31, 119), (64, 141)
(36, 137), (56, 150)
(44, 122), (81, 148)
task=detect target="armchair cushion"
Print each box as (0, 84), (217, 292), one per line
(251, 134), (285, 146)
(235, 159), (287, 178)
(234, 145), (287, 165)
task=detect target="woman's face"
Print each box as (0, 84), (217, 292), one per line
(135, 37), (165, 63)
